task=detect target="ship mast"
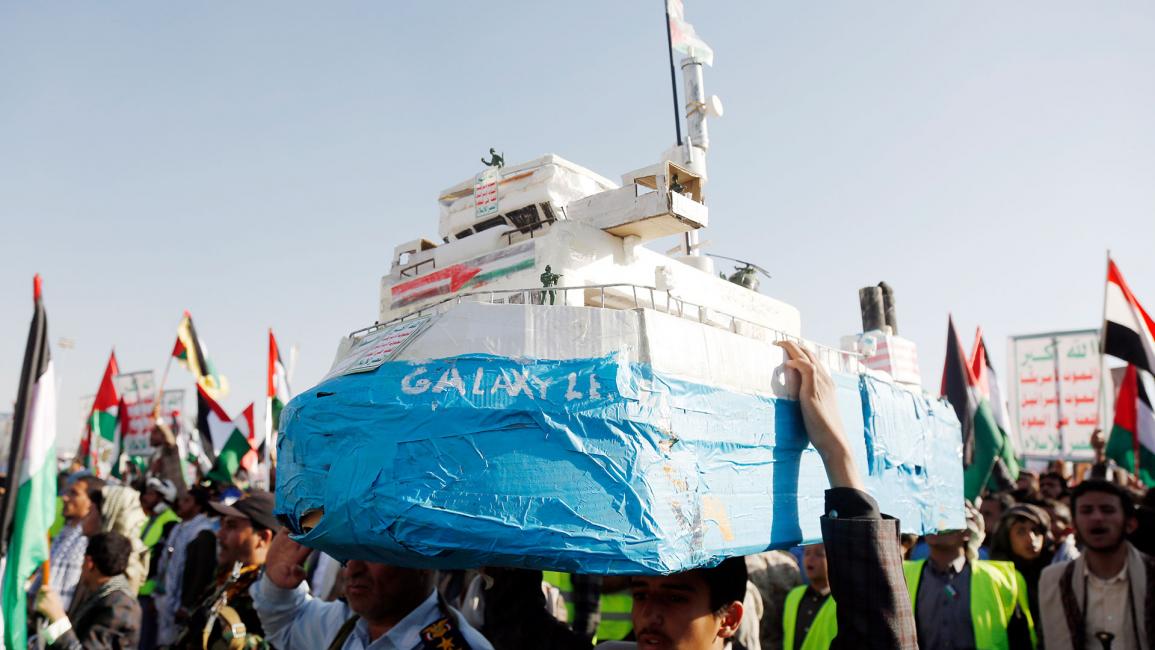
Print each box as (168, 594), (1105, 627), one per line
(662, 0), (722, 268)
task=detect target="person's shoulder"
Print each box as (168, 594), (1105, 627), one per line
(453, 616), (495, 650)
(1040, 558), (1073, 588)
(95, 588), (142, 628)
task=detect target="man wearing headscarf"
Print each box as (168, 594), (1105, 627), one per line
(28, 474), (106, 611)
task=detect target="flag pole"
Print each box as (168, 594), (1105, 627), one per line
(153, 348), (175, 420)
(264, 328), (274, 490)
(0, 275), (49, 561)
(1098, 250), (1112, 432)
(663, 0), (683, 147)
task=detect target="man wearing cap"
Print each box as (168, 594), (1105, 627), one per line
(253, 530), (494, 650)
(902, 501), (1036, 649)
(174, 490), (277, 649)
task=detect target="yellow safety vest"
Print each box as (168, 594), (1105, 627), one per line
(542, 571), (633, 643)
(139, 508), (182, 596)
(142, 508), (181, 549)
(903, 559), (1037, 650)
(782, 585), (837, 650)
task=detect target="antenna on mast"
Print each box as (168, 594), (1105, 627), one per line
(663, 0), (684, 147)
(664, 0), (721, 260)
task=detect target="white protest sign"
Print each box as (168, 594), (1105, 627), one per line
(1008, 330), (1106, 460)
(116, 370), (157, 458)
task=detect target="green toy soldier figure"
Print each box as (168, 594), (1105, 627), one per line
(540, 265), (562, 305)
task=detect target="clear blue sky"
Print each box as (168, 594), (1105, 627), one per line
(2, 2), (1153, 452)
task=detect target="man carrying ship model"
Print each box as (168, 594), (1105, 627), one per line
(246, 340), (916, 650)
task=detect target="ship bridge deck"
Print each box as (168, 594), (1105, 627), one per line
(354, 282), (860, 373)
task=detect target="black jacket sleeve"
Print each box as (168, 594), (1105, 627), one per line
(180, 530), (218, 610)
(820, 488), (918, 649)
(51, 591), (141, 650)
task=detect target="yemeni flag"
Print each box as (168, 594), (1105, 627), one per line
(969, 329), (1020, 489)
(1103, 258), (1155, 376)
(173, 311), (229, 398)
(1, 276), (58, 650)
(80, 350), (120, 476)
(206, 403), (256, 485)
(941, 316), (1012, 500)
(1106, 365), (1155, 486)
(264, 329), (291, 463)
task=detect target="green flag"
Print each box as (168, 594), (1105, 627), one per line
(1, 276), (58, 650)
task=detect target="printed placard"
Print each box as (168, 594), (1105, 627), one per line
(1009, 330), (1106, 460)
(327, 317), (433, 379)
(474, 167), (500, 218)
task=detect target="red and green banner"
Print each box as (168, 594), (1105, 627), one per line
(1106, 365), (1155, 486)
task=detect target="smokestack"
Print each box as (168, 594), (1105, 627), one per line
(878, 282), (898, 335)
(859, 286), (886, 333)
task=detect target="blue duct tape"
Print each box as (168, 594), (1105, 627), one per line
(276, 353), (963, 574)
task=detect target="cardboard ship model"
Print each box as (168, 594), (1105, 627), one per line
(275, 49), (964, 574)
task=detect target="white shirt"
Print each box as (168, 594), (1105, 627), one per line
(250, 574), (494, 650)
(1085, 560), (1136, 650)
(156, 513), (217, 645)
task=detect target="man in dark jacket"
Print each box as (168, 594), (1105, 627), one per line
(602, 341), (919, 650)
(773, 341), (918, 649)
(36, 531), (142, 650)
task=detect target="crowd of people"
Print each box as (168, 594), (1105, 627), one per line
(15, 342), (1155, 649)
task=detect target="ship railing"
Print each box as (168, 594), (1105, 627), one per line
(500, 215), (558, 246)
(398, 257), (436, 278)
(359, 283), (863, 373)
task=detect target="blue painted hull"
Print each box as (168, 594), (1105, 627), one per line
(276, 353), (963, 574)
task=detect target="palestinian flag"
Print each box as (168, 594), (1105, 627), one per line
(80, 350), (120, 476)
(667, 0), (714, 66)
(1103, 258), (1155, 376)
(173, 311), (229, 398)
(206, 403), (256, 485)
(264, 329), (290, 463)
(1, 276), (58, 649)
(941, 316), (1012, 500)
(196, 383), (232, 466)
(1106, 365), (1155, 486)
(969, 329), (1020, 490)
